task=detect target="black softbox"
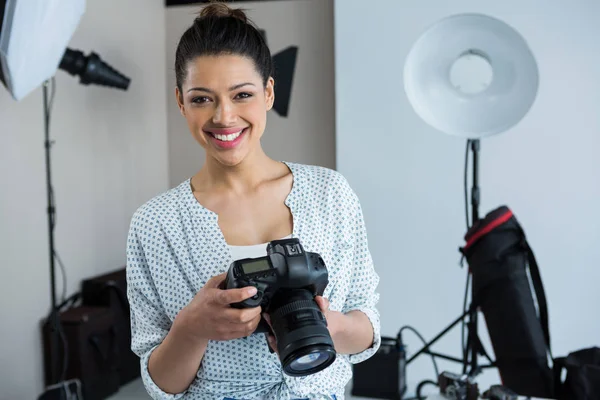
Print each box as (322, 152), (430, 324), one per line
(460, 205), (554, 398)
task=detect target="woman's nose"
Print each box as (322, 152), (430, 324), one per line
(213, 101), (235, 125)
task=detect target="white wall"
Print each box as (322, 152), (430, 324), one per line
(335, 0), (600, 396)
(165, 0), (335, 186)
(0, 0), (169, 398)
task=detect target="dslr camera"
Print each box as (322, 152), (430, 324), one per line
(223, 237), (336, 376)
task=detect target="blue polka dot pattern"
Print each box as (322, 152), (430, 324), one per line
(126, 162), (381, 400)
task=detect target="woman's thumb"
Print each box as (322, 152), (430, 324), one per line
(205, 272), (227, 289)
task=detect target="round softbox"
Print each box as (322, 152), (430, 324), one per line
(403, 13), (539, 138)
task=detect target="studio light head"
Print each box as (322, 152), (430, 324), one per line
(404, 13), (539, 139)
(259, 29), (298, 118)
(59, 48), (130, 91)
(0, 0), (130, 101)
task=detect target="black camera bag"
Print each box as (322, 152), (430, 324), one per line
(460, 205), (554, 398)
(351, 336), (406, 399)
(82, 267), (140, 385)
(553, 346), (600, 400)
(42, 305), (120, 400)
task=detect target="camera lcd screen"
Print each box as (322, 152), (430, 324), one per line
(241, 259), (271, 274)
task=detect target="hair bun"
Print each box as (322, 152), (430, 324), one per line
(199, 2), (248, 23)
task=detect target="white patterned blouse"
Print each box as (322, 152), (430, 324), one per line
(126, 161), (381, 400)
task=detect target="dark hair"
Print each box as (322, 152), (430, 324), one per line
(174, 2), (273, 92)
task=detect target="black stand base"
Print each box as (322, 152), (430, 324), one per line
(406, 304), (495, 376)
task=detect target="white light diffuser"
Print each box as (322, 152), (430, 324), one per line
(403, 13), (539, 138)
(0, 0), (86, 101)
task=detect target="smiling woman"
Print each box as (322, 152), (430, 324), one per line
(125, 2), (382, 400)
(175, 53), (273, 165)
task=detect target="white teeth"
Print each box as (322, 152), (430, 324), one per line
(213, 129), (243, 141)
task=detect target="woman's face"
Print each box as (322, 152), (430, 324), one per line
(176, 54), (275, 167)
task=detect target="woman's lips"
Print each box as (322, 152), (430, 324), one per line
(204, 127), (247, 135)
(204, 127), (248, 149)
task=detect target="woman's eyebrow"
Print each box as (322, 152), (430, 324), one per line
(187, 82), (256, 93)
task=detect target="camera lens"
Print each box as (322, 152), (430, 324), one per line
(288, 345), (334, 372)
(268, 289), (336, 376)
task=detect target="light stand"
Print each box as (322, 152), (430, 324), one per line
(405, 139), (495, 380)
(39, 51), (130, 386)
(43, 79), (63, 384)
(401, 12), (539, 393)
(464, 139), (484, 376)
(1, 1), (131, 395)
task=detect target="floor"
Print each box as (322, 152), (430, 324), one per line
(106, 378), (380, 400)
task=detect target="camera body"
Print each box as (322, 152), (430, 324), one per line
(223, 237), (329, 333)
(223, 237), (336, 377)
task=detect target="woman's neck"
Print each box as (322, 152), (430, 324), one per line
(194, 148), (283, 194)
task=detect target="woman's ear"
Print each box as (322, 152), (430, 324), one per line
(265, 77), (275, 111)
(175, 87), (186, 117)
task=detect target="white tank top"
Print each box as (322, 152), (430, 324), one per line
(228, 235), (293, 261)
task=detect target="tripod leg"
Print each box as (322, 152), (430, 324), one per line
(463, 316), (473, 374)
(464, 308), (487, 377)
(407, 307), (472, 365)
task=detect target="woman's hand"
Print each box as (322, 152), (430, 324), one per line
(149, 273), (262, 395)
(264, 295), (345, 354)
(315, 296), (345, 346)
(174, 272), (263, 342)
(314, 296), (342, 330)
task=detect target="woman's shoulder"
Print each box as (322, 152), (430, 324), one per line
(284, 161), (351, 189)
(129, 179), (192, 231)
(284, 161), (358, 202)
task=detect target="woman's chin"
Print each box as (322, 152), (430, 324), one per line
(213, 151), (248, 168)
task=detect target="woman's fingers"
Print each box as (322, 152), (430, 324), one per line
(220, 305), (262, 324)
(315, 296), (330, 312)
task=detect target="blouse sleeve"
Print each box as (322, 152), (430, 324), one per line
(340, 180), (382, 364)
(126, 210), (188, 400)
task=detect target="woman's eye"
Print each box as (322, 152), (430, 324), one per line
(191, 96), (210, 104)
(236, 92), (253, 100)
